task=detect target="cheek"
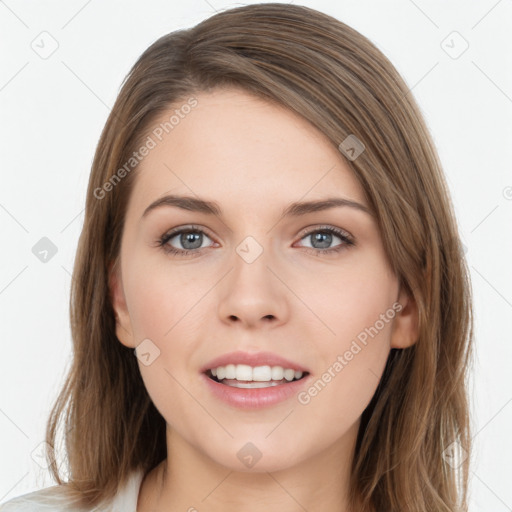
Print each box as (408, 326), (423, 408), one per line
(297, 260), (397, 415)
(122, 258), (211, 388)
(124, 257), (211, 342)
(124, 270), (206, 426)
(298, 253), (397, 346)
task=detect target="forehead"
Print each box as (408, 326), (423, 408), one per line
(126, 87), (367, 218)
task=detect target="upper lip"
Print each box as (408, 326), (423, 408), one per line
(201, 350), (310, 373)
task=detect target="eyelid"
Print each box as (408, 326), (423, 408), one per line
(164, 223), (215, 238)
(161, 224), (353, 242)
(296, 224), (353, 240)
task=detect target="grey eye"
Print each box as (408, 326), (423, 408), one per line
(168, 230), (212, 251)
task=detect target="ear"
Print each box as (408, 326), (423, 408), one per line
(108, 260), (136, 348)
(390, 285), (419, 349)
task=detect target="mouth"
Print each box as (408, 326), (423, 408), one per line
(205, 364), (310, 389)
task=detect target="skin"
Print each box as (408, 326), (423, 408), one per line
(110, 87), (418, 512)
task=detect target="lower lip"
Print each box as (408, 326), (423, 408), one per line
(201, 372), (311, 409)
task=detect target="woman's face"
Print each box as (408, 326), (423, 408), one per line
(110, 87), (417, 472)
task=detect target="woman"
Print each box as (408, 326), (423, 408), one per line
(1, 3), (473, 511)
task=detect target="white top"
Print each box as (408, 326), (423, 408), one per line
(0, 469), (145, 512)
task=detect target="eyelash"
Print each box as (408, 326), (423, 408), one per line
(156, 224), (355, 258)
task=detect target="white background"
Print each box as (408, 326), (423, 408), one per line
(0, 1), (511, 510)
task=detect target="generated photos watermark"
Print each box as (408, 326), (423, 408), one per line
(94, 96), (198, 200)
(297, 301), (403, 405)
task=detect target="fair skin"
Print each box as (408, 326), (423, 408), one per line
(110, 87), (418, 512)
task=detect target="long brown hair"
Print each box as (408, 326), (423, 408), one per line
(45, 3), (473, 510)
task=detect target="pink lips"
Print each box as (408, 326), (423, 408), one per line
(200, 350), (311, 409)
(201, 372), (311, 409)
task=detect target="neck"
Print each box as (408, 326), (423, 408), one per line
(141, 421), (362, 512)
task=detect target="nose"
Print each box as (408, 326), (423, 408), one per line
(217, 245), (289, 329)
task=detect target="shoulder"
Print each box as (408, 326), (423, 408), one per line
(0, 485), (89, 511)
(0, 469), (145, 512)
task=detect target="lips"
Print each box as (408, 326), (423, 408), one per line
(201, 371), (311, 409)
(200, 351), (310, 407)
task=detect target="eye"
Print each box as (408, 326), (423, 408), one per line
(294, 225), (355, 256)
(157, 224), (355, 258)
(157, 225), (217, 257)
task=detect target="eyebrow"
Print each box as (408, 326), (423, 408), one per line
(141, 194), (372, 219)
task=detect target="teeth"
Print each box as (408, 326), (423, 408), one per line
(271, 366), (283, 380)
(225, 364), (236, 379)
(208, 364), (304, 382)
(225, 381), (285, 389)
